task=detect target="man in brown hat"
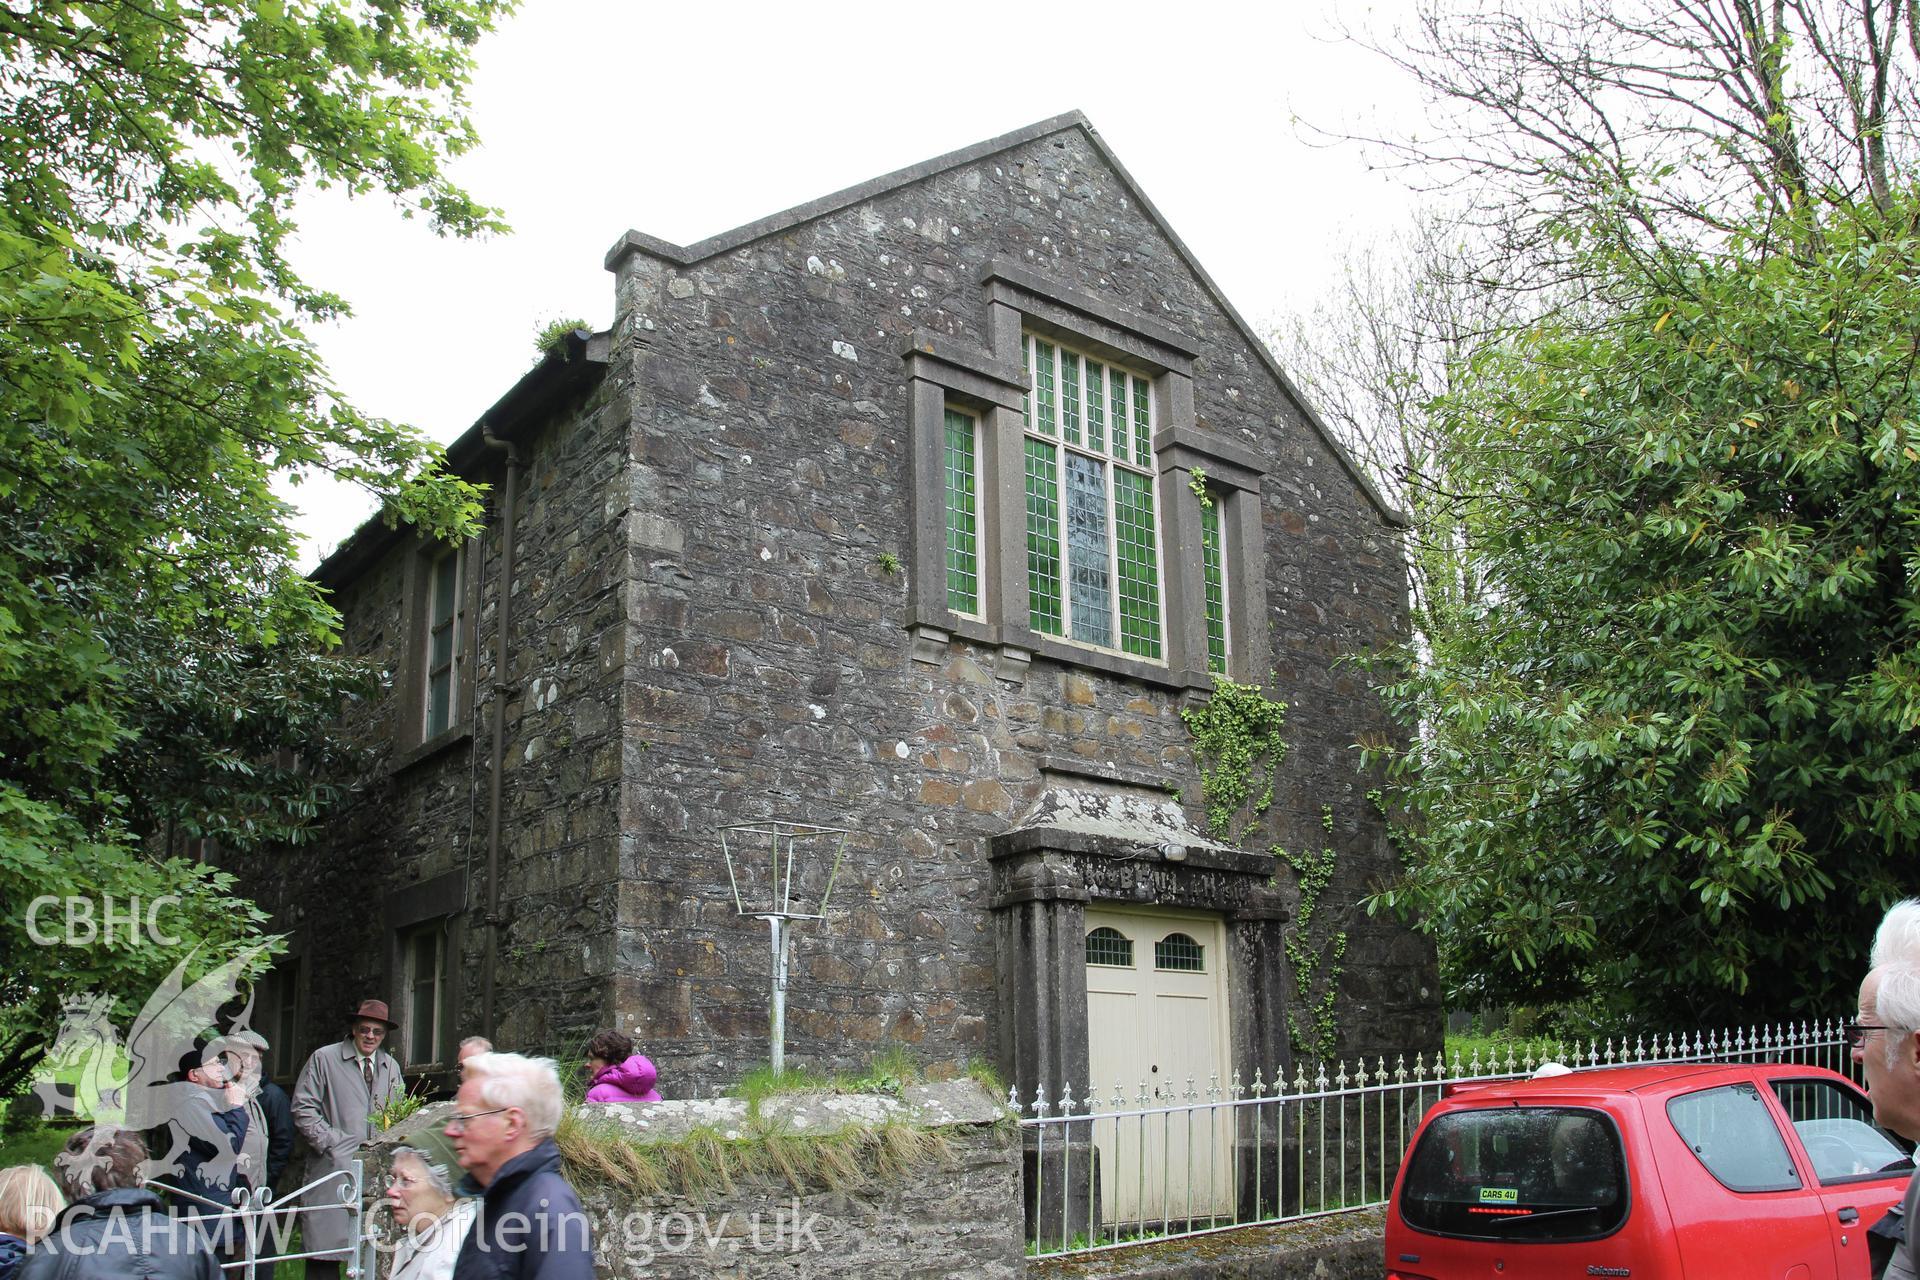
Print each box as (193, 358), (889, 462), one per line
(290, 999), (403, 1279)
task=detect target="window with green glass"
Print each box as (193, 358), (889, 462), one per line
(1021, 333), (1163, 659)
(1024, 436), (1063, 634)
(943, 408), (980, 615)
(1200, 491), (1227, 674)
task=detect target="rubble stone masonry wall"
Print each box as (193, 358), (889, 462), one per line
(607, 124), (1431, 1087)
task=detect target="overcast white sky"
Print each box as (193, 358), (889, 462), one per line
(285, 0), (1430, 565)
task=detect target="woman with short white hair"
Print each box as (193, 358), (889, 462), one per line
(384, 1145), (476, 1280)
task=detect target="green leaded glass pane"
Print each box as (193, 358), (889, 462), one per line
(1132, 375), (1152, 467)
(1201, 493), (1226, 674)
(1110, 371), (1129, 461)
(1061, 351), (1081, 445)
(1034, 341), (1057, 437)
(1113, 469), (1161, 658)
(1086, 361), (1106, 452)
(944, 409), (979, 615)
(1064, 452), (1114, 648)
(1024, 438), (1063, 635)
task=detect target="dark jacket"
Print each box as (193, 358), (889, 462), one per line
(452, 1138), (594, 1280)
(156, 1085), (251, 1252)
(18, 1189), (219, 1280)
(0, 1232), (26, 1280)
(257, 1078), (295, 1190)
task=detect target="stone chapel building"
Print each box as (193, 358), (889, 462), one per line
(241, 113), (1438, 1107)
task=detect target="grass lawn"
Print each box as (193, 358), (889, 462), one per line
(0, 1122), (72, 1173)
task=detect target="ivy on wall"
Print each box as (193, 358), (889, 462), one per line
(1183, 680), (1347, 1061)
(1277, 806), (1347, 1062)
(1180, 677), (1288, 842)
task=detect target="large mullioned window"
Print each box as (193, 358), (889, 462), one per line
(1019, 334), (1163, 659)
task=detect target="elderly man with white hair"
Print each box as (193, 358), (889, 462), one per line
(444, 1052), (593, 1280)
(1859, 899), (1920, 1280)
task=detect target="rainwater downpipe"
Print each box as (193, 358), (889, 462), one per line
(478, 423), (522, 1040)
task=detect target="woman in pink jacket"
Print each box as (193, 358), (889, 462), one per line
(583, 1030), (661, 1104)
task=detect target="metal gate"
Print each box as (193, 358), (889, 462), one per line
(153, 1158), (370, 1278)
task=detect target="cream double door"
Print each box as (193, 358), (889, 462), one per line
(1083, 907), (1234, 1224)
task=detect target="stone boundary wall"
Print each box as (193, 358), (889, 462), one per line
(362, 1079), (1022, 1279)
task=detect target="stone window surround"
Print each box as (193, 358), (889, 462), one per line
(259, 947), (306, 1084)
(394, 534), (479, 763)
(905, 258), (1269, 690)
(382, 870), (466, 1075)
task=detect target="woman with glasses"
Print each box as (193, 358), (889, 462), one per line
(384, 1144), (476, 1280)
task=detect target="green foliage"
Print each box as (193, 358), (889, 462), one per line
(1181, 679), (1289, 841)
(0, 0), (507, 1091)
(535, 318), (593, 354)
(371, 1089), (427, 1133)
(873, 551), (902, 575)
(1363, 196), (1920, 1022)
(734, 1045), (942, 1113)
(1277, 807), (1347, 1060)
(557, 1104), (955, 1199)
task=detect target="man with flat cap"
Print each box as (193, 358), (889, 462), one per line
(291, 999), (403, 1279)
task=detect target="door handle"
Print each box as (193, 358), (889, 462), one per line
(1838, 1207), (1860, 1225)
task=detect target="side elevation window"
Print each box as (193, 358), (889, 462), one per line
(401, 920), (449, 1067)
(260, 960), (303, 1082)
(1022, 334), (1162, 659)
(424, 545), (463, 739)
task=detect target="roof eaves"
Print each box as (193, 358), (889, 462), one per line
(310, 329), (610, 588)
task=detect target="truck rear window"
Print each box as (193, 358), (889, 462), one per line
(1400, 1106), (1629, 1241)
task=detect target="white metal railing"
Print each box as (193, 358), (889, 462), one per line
(150, 1162), (368, 1277)
(1018, 1017), (1854, 1258)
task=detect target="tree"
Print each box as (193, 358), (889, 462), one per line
(1364, 202), (1920, 1023)
(0, 0), (505, 1094)
(1298, 0), (1920, 1023)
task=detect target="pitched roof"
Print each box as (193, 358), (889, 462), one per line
(603, 110), (1405, 527)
